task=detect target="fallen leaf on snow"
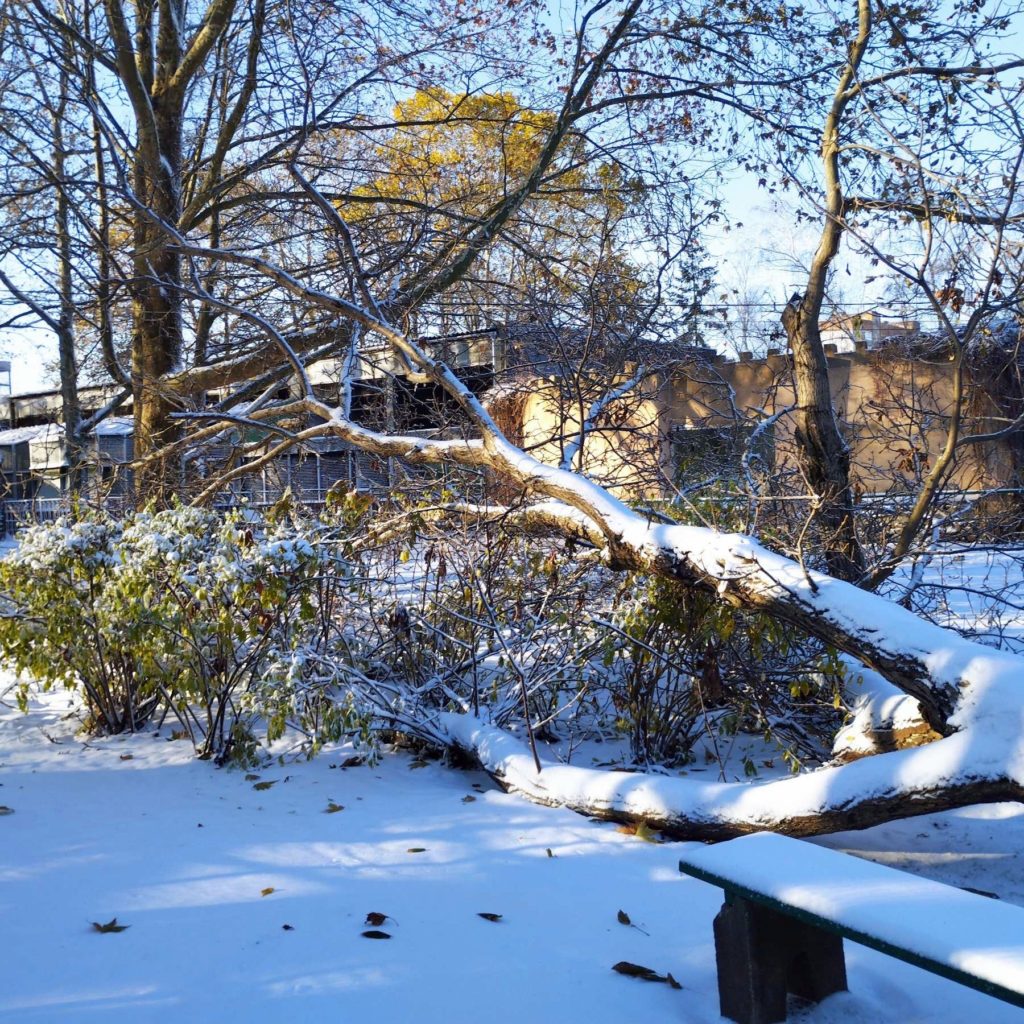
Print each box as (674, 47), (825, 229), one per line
(617, 820), (661, 843)
(252, 780), (276, 791)
(611, 962), (681, 988)
(635, 821), (661, 843)
(92, 918), (129, 934)
(611, 961), (658, 980)
(364, 912), (390, 927)
(325, 802), (345, 813)
(406, 847), (426, 854)
(361, 930), (391, 939)
(477, 913), (502, 922)
(962, 885), (1000, 899)
(260, 887), (275, 897)
(616, 908), (649, 935)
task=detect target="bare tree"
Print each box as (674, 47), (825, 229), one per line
(766, 0), (1024, 581)
(5, 0), (708, 503)
(0, 9), (90, 486)
(5, 0), (1024, 840)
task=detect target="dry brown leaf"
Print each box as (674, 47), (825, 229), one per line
(634, 821), (661, 843)
(611, 962), (680, 988)
(91, 917), (129, 933)
(612, 961), (658, 980)
(260, 887), (275, 897)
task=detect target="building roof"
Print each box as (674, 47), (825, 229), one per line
(0, 423), (60, 446)
(95, 416), (134, 436)
(0, 417), (134, 446)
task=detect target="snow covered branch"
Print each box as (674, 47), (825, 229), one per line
(438, 695), (1024, 840)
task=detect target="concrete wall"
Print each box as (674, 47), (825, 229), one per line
(691, 349), (1015, 496)
(518, 372), (672, 498)
(512, 348), (1020, 500)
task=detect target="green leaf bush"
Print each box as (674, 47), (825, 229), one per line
(0, 492), (848, 773)
(598, 573), (845, 770)
(0, 505), (360, 763)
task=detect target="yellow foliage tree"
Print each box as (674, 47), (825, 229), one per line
(343, 89), (644, 331)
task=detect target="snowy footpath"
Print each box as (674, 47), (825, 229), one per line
(2, 686), (1023, 1024)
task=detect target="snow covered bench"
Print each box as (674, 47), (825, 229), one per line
(676, 831), (1024, 1024)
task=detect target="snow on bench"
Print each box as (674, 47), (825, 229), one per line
(677, 831), (1024, 1024)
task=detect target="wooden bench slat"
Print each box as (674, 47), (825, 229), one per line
(678, 832), (1024, 1008)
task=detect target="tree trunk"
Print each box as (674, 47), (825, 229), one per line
(783, 296), (864, 581)
(130, 84), (185, 506)
(438, 713), (1024, 841)
(780, 0), (871, 583)
(99, 0), (239, 506)
(53, 58), (82, 493)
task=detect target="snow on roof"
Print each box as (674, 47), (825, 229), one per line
(94, 416), (134, 436)
(0, 423), (61, 446)
(0, 418), (134, 446)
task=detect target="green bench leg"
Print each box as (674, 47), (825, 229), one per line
(712, 895), (848, 1024)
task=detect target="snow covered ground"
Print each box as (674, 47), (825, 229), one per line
(3, 683), (1023, 1024)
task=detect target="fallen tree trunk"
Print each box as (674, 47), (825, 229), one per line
(437, 707), (1024, 841)
(174, 221), (1024, 840)
(420, 495), (1024, 838)
(449, 483), (973, 734)
(831, 660), (941, 763)
(173, 184), (992, 735)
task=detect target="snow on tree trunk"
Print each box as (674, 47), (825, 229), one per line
(436, 659), (1024, 840)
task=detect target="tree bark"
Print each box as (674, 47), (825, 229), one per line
(438, 714), (1024, 841)
(780, 0), (872, 583)
(783, 296), (864, 581)
(52, 54), (82, 492)
(100, 0), (238, 505)
(131, 98), (185, 505)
